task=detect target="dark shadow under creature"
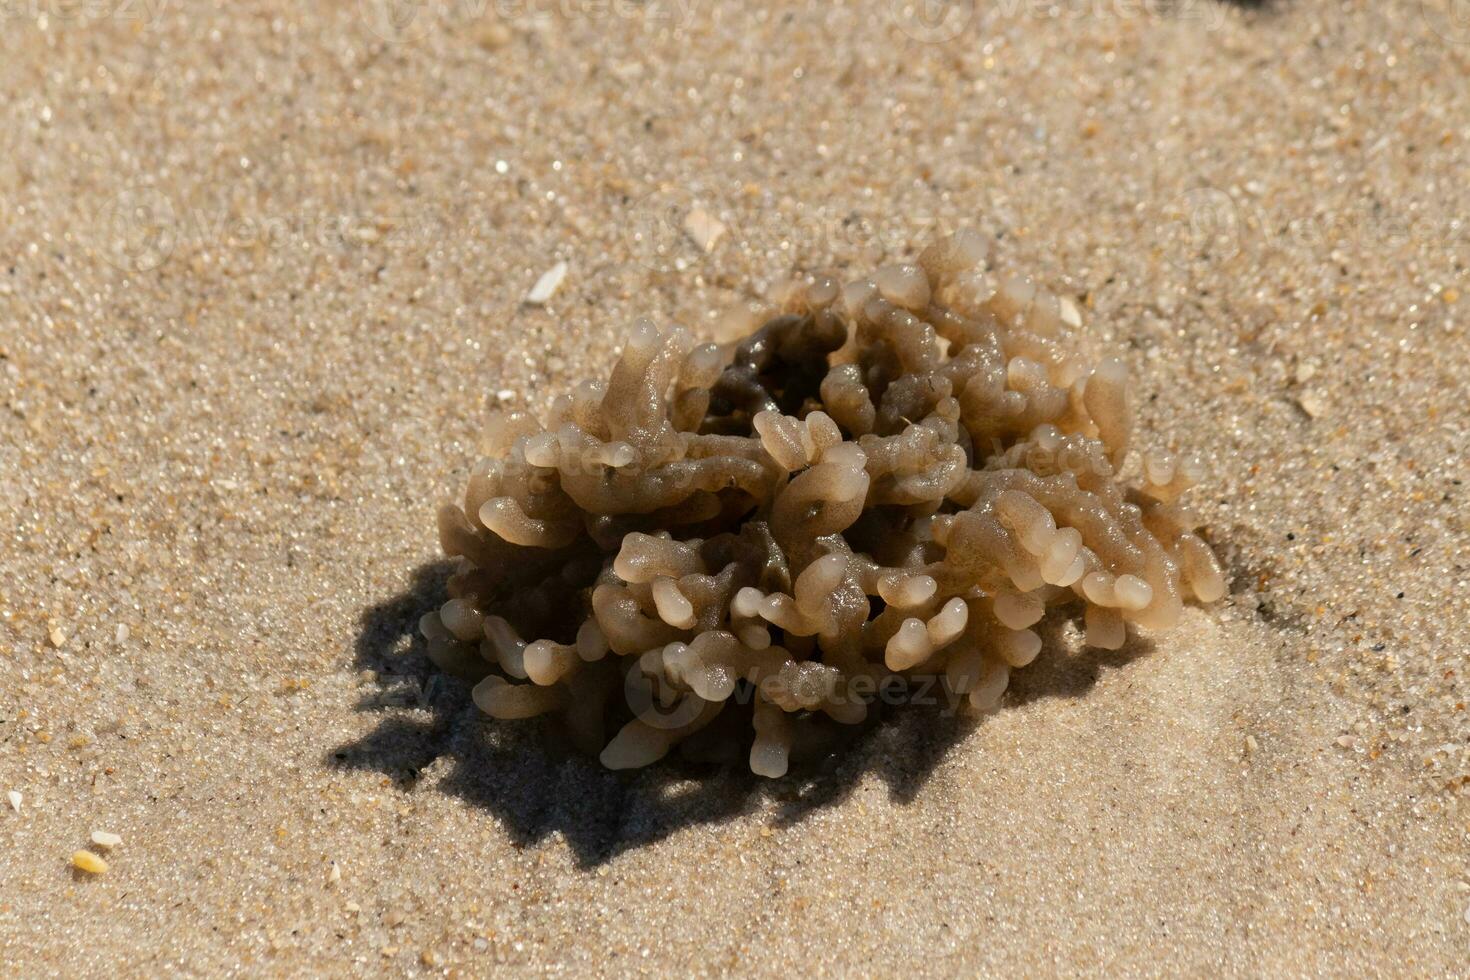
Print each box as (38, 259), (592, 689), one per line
(329, 561), (1153, 868)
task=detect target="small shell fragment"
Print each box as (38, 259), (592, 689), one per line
(525, 261), (569, 305)
(1058, 296), (1083, 328)
(683, 208), (726, 252)
(91, 830), (122, 849)
(6, 790), (21, 812)
(1296, 392), (1327, 418)
(71, 851), (108, 874)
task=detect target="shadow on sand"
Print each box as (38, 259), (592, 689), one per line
(328, 561), (1152, 867)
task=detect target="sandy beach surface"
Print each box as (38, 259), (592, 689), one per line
(2, 0), (1467, 974)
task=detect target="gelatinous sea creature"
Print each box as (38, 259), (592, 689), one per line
(423, 233), (1225, 777)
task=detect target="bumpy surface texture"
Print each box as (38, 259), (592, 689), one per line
(425, 233), (1225, 776)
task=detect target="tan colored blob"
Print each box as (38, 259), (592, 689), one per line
(424, 233), (1226, 776)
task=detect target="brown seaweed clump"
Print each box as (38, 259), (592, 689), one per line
(422, 232), (1226, 777)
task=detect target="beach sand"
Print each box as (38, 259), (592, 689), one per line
(1, 0), (1466, 973)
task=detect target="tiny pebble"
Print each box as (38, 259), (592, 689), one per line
(1336, 735), (1358, 749)
(477, 22), (512, 50)
(328, 862), (341, 884)
(48, 628), (66, 648)
(1059, 296), (1083, 328)
(115, 623), (130, 643)
(71, 851), (108, 874)
(6, 790), (21, 812)
(90, 830), (122, 849)
(684, 208), (727, 252)
(1297, 392), (1327, 418)
(525, 261), (568, 305)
